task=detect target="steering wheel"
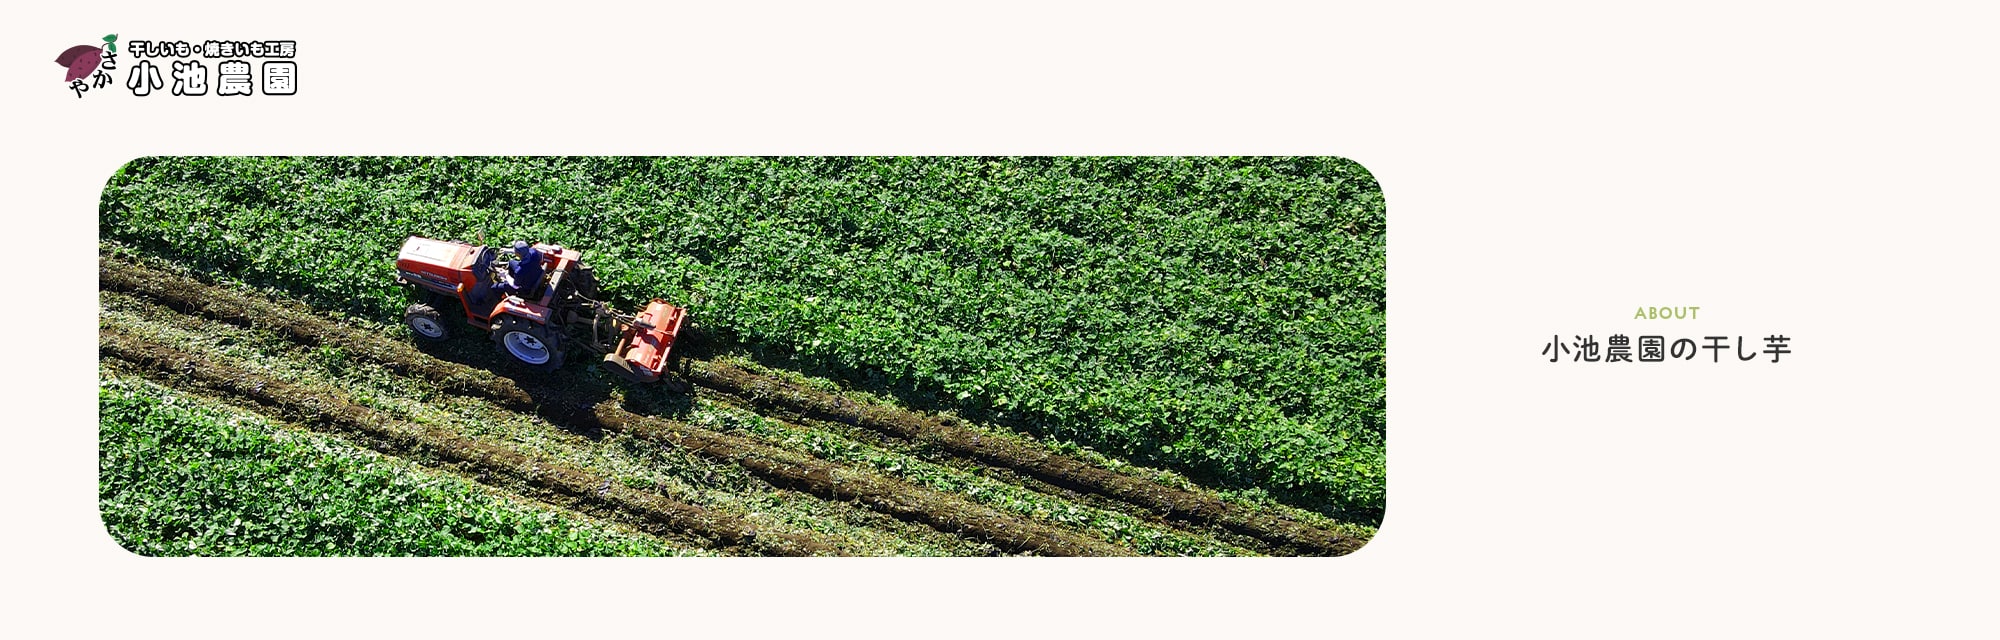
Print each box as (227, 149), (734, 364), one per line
(473, 246), (502, 286)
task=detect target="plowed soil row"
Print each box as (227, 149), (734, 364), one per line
(98, 326), (827, 556)
(103, 253), (1363, 554)
(685, 362), (1364, 555)
(101, 256), (1125, 556)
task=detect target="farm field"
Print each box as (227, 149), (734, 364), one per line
(97, 157), (1385, 556)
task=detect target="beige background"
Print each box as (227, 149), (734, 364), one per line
(6, 1), (1997, 637)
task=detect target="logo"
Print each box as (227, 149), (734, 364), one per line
(56, 34), (297, 99)
(55, 34), (117, 98)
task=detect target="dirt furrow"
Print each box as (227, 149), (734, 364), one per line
(686, 363), (1364, 555)
(97, 325), (832, 557)
(101, 255), (1127, 556)
(100, 257), (535, 404)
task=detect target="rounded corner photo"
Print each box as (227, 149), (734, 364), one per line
(96, 157), (1385, 557)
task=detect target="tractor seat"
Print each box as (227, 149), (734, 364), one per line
(518, 273), (551, 301)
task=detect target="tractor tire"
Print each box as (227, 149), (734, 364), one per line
(424, 291), (461, 314)
(405, 303), (450, 342)
(492, 316), (564, 372)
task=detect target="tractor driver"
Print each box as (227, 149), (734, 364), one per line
(493, 240), (547, 298)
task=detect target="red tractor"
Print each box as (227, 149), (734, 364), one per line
(392, 236), (688, 385)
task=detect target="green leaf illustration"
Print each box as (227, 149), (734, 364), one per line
(104, 34), (118, 43)
(106, 43), (117, 53)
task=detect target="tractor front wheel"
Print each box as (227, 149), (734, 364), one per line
(405, 303), (450, 342)
(493, 316), (564, 372)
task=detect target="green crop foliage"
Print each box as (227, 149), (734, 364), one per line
(99, 377), (700, 556)
(100, 157), (1386, 519)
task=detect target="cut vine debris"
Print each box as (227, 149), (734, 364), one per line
(685, 360), (1365, 555)
(102, 256), (1127, 556)
(103, 253), (1367, 555)
(98, 325), (831, 557)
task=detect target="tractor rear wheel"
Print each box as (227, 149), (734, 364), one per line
(493, 316), (564, 372)
(405, 303), (449, 342)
